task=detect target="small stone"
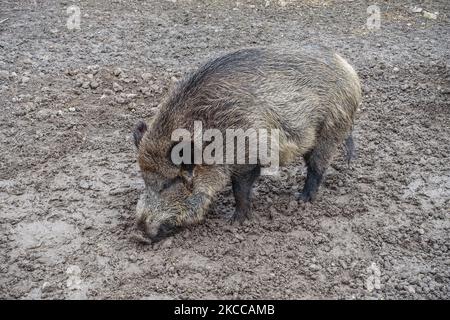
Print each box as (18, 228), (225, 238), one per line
(148, 85), (160, 95)
(141, 72), (153, 81)
(66, 277), (82, 291)
(288, 200), (297, 210)
(90, 81), (99, 89)
(81, 81), (90, 89)
(21, 76), (30, 84)
(411, 7), (422, 13)
(86, 65), (99, 75)
(115, 96), (126, 104)
(75, 79), (83, 87)
(160, 238), (173, 249)
(103, 88), (113, 96)
(42, 282), (55, 293)
(22, 57), (32, 65)
(35, 109), (49, 119)
(67, 69), (79, 76)
(309, 264), (321, 271)
(418, 228), (425, 235)
(78, 180), (91, 190)
(234, 233), (244, 241)
(393, 67), (399, 73)
(113, 82), (123, 92)
(425, 149), (432, 155)
(0, 70), (9, 79)
(68, 107), (76, 112)
(423, 11), (437, 20)
(113, 68), (123, 76)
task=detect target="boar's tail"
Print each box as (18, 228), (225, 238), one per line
(343, 132), (356, 165)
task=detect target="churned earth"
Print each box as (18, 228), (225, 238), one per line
(0, 0), (449, 299)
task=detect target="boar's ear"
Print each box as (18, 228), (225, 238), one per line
(133, 120), (148, 148)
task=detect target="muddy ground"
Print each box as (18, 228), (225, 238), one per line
(0, 0), (449, 299)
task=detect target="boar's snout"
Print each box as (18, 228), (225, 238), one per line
(147, 221), (179, 243)
(135, 190), (181, 243)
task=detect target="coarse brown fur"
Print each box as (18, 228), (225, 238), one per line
(134, 45), (361, 241)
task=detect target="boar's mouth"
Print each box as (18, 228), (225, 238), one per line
(148, 221), (182, 243)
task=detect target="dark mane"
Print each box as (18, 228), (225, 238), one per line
(169, 48), (264, 107)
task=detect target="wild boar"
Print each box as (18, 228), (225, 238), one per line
(133, 45), (361, 242)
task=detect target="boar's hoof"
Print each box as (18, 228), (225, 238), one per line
(297, 191), (316, 203)
(227, 208), (251, 225)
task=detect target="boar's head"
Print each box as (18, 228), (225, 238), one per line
(133, 120), (197, 242)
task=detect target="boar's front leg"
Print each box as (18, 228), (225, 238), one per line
(179, 166), (229, 225)
(230, 165), (261, 224)
(300, 137), (338, 202)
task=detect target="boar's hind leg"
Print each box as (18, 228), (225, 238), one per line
(343, 132), (356, 165)
(230, 165), (261, 223)
(299, 138), (338, 203)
